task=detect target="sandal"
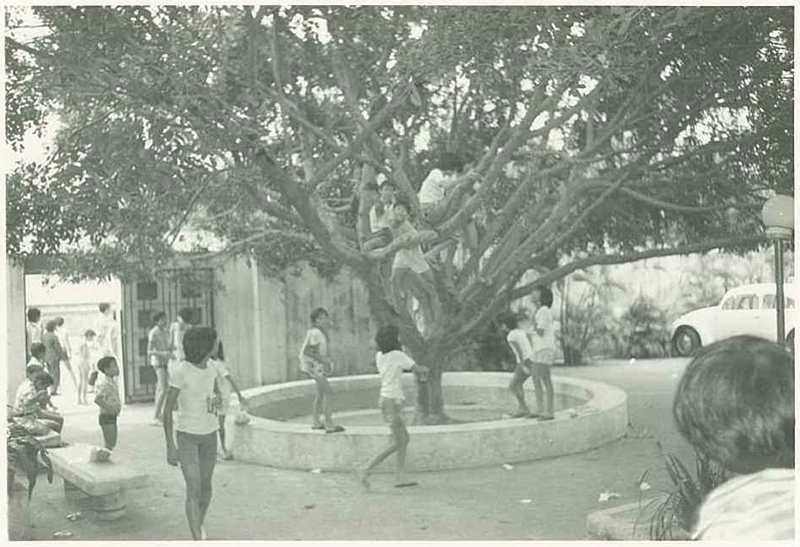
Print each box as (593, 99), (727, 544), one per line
(325, 425), (345, 434)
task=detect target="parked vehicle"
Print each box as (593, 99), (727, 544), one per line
(671, 283), (796, 356)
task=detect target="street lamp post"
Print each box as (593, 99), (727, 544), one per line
(761, 195), (794, 345)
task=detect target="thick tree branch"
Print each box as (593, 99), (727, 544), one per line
(188, 229), (314, 260)
(510, 234), (767, 300)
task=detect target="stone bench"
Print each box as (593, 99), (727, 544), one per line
(48, 443), (148, 521)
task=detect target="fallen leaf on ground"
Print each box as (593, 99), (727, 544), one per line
(310, 468), (322, 474)
(502, 464), (514, 470)
(304, 504), (315, 510)
(639, 482), (651, 492)
(519, 498), (533, 504)
(598, 491), (621, 502)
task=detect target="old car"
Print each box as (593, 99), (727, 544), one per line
(671, 283), (796, 356)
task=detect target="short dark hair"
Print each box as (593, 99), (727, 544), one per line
(183, 327), (217, 364)
(378, 178), (395, 190)
(310, 307), (329, 324)
(55, 316), (65, 327)
(535, 286), (553, 308)
(153, 311), (167, 323)
(84, 329), (96, 338)
(375, 325), (402, 354)
(34, 372), (54, 388)
(440, 151), (466, 174)
(27, 308), (41, 322)
(498, 311), (519, 331)
(673, 336), (794, 474)
(178, 307), (193, 322)
(393, 198), (411, 214)
(25, 362), (44, 377)
(45, 319), (58, 332)
(97, 355), (117, 374)
(99, 303), (110, 313)
(29, 342), (45, 359)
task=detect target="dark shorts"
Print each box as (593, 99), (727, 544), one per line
(98, 413), (118, 426)
(175, 430), (217, 468)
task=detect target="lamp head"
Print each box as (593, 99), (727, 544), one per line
(761, 195), (794, 239)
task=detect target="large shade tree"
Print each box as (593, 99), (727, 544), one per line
(6, 6), (793, 421)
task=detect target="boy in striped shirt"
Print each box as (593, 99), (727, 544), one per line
(673, 335), (794, 541)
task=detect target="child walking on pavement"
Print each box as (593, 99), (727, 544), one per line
(298, 308), (345, 433)
(357, 325), (429, 489)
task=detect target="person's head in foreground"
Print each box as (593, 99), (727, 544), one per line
(673, 335), (794, 541)
(375, 325), (402, 354)
(183, 326), (218, 365)
(97, 356), (119, 378)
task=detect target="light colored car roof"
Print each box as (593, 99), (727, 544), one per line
(723, 283), (797, 297)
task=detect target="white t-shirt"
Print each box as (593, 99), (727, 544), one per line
(369, 204), (394, 232)
(298, 327), (328, 371)
(506, 329), (534, 363)
(96, 314), (117, 357)
(376, 350), (416, 401)
(530, 307), (555, 353)
(418, 169), (452, 204)
(169, 360), (225, 435)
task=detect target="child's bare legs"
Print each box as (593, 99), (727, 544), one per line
(100, 422), (118, 450)
(508, 365), (530, 417)
(531, 372), (545, 416)
(359, 401), (411, 488)
(217, 414), (232, 459)
(37, 409), (64, 433)
(176, 432), (217, 540)
(77, 366), (88, 404)
(154, 367), (169, 421)
(539, 366), (554, 419)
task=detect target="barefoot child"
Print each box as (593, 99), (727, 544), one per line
(298, 308), (344, 433)
(357, 325), (429, 489)
(498, 312), (534, 417)
(163, 327), (225, 540)
(208, 341), (248, 460)
(94, 356), (122, 451)
(528, 286), (555, 421)
(673, 336), (794, 540)
(76, 330), (97, 405)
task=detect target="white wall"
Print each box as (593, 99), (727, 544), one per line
(6, 259), (26, 402)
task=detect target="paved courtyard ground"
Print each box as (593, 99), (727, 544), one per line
(17, 358), (696, 541)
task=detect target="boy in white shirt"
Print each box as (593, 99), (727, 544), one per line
(498, 312), (535, 418)
(163, 326), (226, 540)
(357, 325), (428, 489)
(528, 286), (555, 421)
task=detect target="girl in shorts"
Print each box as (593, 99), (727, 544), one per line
(357, 325), (428, 489)
(298, 308), (344, 433)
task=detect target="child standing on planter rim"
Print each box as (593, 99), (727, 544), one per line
(298, 308), (345, 434)
(528, 286), (555, 420)
(498, 312), (534, 418)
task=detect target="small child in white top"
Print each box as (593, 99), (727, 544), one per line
(528, 286), (555, 420)
(357, 324), (428, 489)
(208, 341), (247, 460)
(498, 311), (535, 418)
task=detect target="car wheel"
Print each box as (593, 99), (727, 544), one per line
(672, 326), (701, 357)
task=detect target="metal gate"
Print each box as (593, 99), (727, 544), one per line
(120, 268), (215, 403)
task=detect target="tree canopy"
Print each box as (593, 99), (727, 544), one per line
(6, 6), (793, 418)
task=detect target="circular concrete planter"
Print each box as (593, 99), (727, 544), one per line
(229, 372), (628, 472)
